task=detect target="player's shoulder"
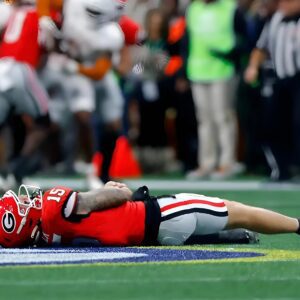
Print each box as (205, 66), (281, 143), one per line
(96, 22), (125, 51)
(0, 2), (13, 29)
(43, 186), (76, 209)
(0, 2), (13, 14)
(42, 186), (78, 220)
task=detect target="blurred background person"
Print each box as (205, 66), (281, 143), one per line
(236, 0), (278, 176)
(129, 8), (173, 173)
(159, 0), (198, 173)
(245, 0), (300, 181)
(125, 0), (160, 27)
(0, 0), (52, 186)
(240, 0), (278, 178)
(185, 0), (243, 180)
(40, 0), (125, 187)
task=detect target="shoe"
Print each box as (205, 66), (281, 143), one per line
(86, 163), (104, 190)
(185, 229), (259, 245)
(0, 173), (18, 191)
(86, 173), (104, 190)
(217, 229), (260, 244)
(210, 163), (245, 180)
(186, 168), (212, 180)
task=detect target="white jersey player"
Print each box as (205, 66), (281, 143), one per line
(42, 0), (125, 185)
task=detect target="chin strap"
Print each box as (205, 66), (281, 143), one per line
(31, 224), (41, 245)
(16, 216), (27, 235)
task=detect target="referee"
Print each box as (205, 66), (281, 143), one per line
(245, 0), (300, 181)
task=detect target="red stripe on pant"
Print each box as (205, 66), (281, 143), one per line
(160, 199), (225, 213)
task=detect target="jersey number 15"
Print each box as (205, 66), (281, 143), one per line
(47, 188), (66, 202)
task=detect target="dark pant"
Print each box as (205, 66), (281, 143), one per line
(266, 74), (300, 179)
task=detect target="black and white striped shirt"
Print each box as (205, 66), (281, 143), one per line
(257, 12), (300, 79)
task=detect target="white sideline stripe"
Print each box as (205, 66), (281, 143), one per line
(0, 276), (300, 286)
(124, 180), (300, 191)
(24, 177), (87, 190)
(0, 252), (147, 264)
(25, 177), (300, 191)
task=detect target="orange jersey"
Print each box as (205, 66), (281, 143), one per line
(0, 7), (41, 68)
(41, 187), (146, 246)
(37, 0), (63, 17)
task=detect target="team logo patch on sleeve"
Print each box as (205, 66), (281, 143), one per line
(2, 212), (16, 233)
(1, 247), (300, 267)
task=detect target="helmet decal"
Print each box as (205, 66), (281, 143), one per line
(2, 211), (16, 234)
(0, 184), (42, 247)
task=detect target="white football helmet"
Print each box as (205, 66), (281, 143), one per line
(85, 0), (119, 26)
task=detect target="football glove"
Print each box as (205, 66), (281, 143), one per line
(38, 16), (61, 50)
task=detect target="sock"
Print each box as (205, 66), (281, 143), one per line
(296, 219), (300, 235)
(99, 130), (119, 183)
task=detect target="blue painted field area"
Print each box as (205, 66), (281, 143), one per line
(0, 247), (264, 266)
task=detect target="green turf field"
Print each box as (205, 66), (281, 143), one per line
(1, 185), (300, 300)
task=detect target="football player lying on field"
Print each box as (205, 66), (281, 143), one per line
(0, 182), (299, 248)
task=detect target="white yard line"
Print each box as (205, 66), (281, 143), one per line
(0, 276), (300, 286)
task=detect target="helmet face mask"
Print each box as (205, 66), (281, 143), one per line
(0, 185), (42, 248)
(17, 185), (42, 215)
(85, 0), (125, 27)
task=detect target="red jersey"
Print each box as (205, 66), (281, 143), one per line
(0, 7), (41, 68)
(41, 187), (146, 246)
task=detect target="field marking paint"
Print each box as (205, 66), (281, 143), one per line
(0, 276), (300, 286)
(0, 249), (147, 265)
(0, 247), (300, 268)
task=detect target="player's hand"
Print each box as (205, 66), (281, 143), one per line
(38, 16), (60, 51)
(104, 181), (132, 199)
(175, 77), (190, 93)
(244, 65), (259, 84)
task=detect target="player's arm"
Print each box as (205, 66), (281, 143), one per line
(37, 0), (62, 50)
(244, 48), (267, 84)
(78, 56), (112, 81)
(37, 0), (63, 17)
(75, 182), (133, 215)
(244, 20), (270, 84)
(0, 2), (12, 36)
(62, 55), (112, 81)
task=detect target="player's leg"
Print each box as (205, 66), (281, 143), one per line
(225, 200), (299, 234)
(40, 61), (77, 172)
(96, 71), (124, 182)
(188, 82), (217, 178)
(157, 195), (197, 245)
(0, 59), (17, 127)
(8, 62), (50, 182)
(63, 73), (102, 186)
(0, 93), (11, 128)
(210, 79), (238, 177)
(66, 74), (96, 163)
(157, 193), (228, 245)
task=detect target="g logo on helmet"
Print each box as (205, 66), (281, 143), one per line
(2, 212), (16, 234)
